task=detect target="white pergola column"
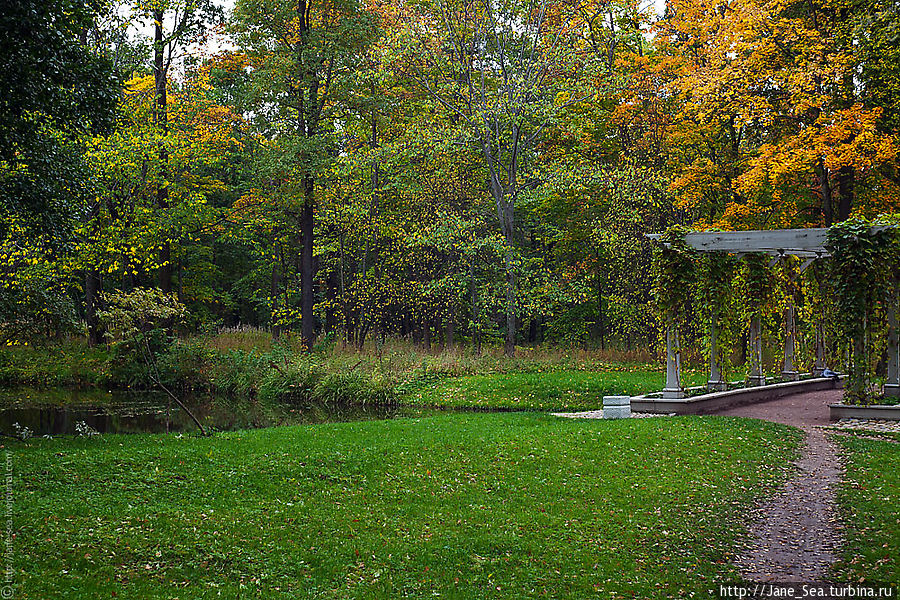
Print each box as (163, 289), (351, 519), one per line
(886, 281), (900, 397)
(663, 324), (684, 399)
(813, 322), (826, 376)
(781, 306), (799, 381)
(748, 316), (766, 386)
(707, 310), (727, 392)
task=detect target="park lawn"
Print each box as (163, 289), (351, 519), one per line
(401, 369), (708, 411)
(833, 435), (900, 585)
(15, 413), (801, 599)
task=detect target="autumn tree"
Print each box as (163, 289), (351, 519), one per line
(657, 0), (899, 229)
(131, 0), (222, 293)
(80, 71), (244, 342)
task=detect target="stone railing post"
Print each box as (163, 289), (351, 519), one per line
(603, 396), (631, 419)
(663, 324), (684, 399)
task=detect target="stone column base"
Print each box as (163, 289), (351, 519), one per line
(707, 381), (728, 392)
(662, 388), (685, 399)
(885, 384), (900, 398)
(780, 371), (800, 381)
(747, 376), (767, 387)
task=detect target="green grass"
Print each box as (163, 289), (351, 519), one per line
(833, 435), (900, 585)
(14, 413), (802, 599)
(401, 369), (708, 411)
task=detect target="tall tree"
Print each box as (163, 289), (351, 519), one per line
(657, 0), (899, 228)
(134, 0), (222, 293)
(0, 0), (118, 341)
(403, 0), (590, 355)
(231, 0), (378, 349)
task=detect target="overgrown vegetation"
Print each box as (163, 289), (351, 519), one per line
(0, 333), (683, 411)
(15, 413), (802, 598)
(826, 218), (900, 404)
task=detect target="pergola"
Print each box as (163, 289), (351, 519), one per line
(646, 228), (900, 399)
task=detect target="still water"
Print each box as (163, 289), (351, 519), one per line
(0, 388), (433, 437)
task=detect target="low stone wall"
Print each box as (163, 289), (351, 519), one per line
(632, 377), (844, 415)
(829, 403), (900, 421)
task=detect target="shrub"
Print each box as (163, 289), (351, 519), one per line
(258, 362), (323, 405)
(313, 372), (396, 406)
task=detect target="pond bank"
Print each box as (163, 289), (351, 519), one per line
(0, 388), (434, 436)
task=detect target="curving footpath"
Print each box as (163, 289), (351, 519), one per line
(716, 390), (845, 582)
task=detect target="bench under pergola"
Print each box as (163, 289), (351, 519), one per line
(647, 227), (900, 399)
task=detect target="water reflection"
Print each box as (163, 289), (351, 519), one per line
(0, 388), (430, 437)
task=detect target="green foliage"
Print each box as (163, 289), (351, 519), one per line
(826, 218), (899, 404)
(652, 226), (696, 331)
(0, 342), (110, 387)
(257, 362), (323, 405)
(15, 413), (801, 598)
(698, 252), (740, 379)
(98, 288), (187, 343)
(741, 253), (774, 320)
(0, 273), (80, 342)
(313, 372), (396, 406)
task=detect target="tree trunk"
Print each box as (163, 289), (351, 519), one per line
(271, 259), (282, 341)
(301, 175), (315, 351)
(154, 9), (172, 293)
(597, 276), (606, 350)
(446, 318), (455, 351)
(324, 268), (335, 334)
(837, 166), (854, 222)
(469, 260), (482, 357)
(817, 161), (833, 226)
(502, 222), (516, 357)
(85, 270), (102, 347)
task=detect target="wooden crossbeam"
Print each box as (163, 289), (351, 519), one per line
(645, 228), (830, 256)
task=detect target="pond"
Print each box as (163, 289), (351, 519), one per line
(0, 388), (435, 437)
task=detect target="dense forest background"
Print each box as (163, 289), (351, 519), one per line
(2, 0), (898, 356)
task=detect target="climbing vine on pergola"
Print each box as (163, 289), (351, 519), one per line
(649, 217), (900, 405)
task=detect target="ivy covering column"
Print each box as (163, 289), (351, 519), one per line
(701, 252), (737, 392)
(653, 227), (695, 400)
(827, 218), (899, 404)
(886, 280), (899, 397)
(781, 259), (800, 381)
(743, 253), (771, 387)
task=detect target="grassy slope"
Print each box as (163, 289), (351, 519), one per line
(16, 413), (801, 599)
(401, 370), (708, 411)
(833, 435), (900, 585)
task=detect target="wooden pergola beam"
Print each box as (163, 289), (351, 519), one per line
(645, 228), (830, 257)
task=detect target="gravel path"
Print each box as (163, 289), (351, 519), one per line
(716, 390), (845, 582)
